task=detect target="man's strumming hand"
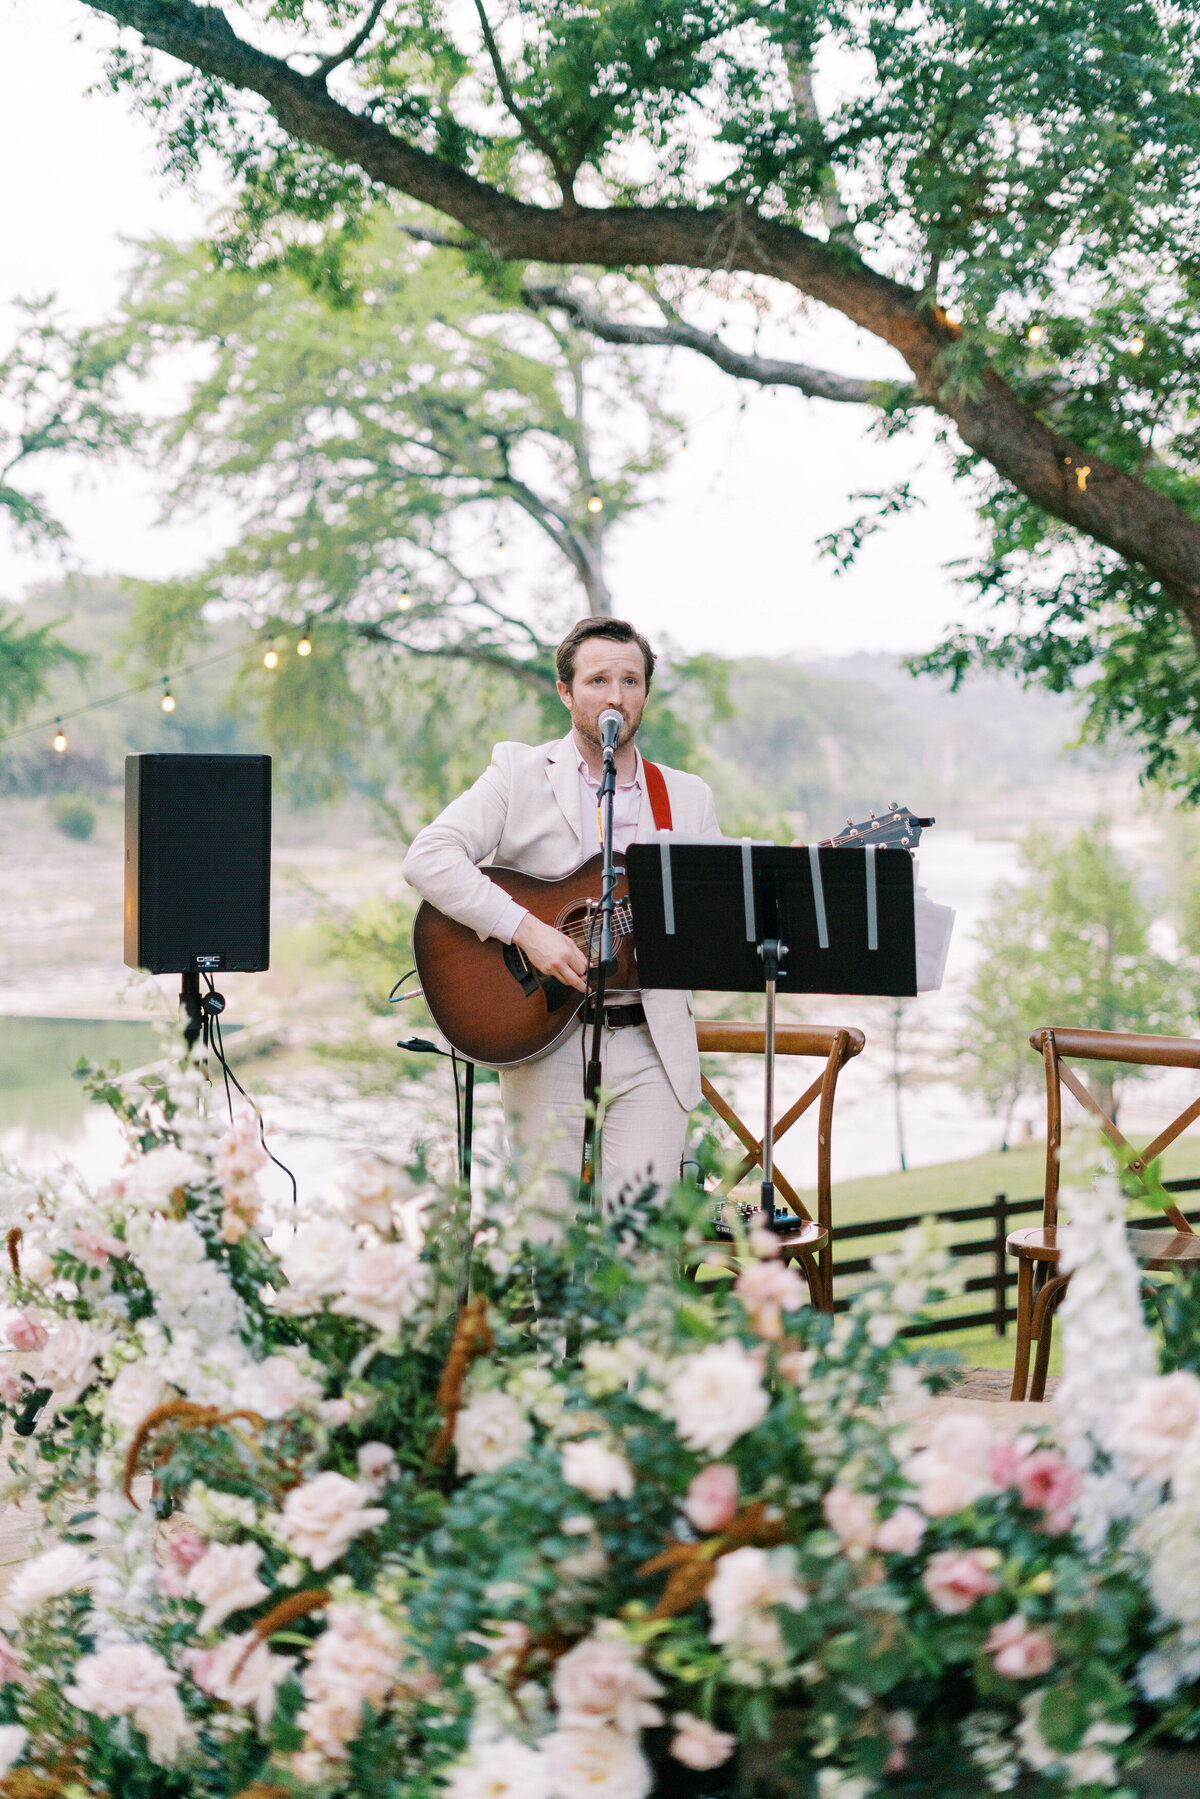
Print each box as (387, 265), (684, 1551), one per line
(512, 914), (588, 994)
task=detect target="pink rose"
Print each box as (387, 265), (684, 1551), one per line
(874, 1506), (926, 1556)
(5, 1311), (48, 1353)
(0, 1370), (27, 1405)
(0, 1630), (21, 1686)
(922, 1548), (1001, 1614)
(71, 1229), (127, 1269)
(1015, 1452), (1078, 1533)
(884, 1710), (916, 1773)
(822, 1486), (877, 1557)
(733, 1261), (807, 1339)
(670, 1713), (737, 1771)
(159, 1524), (208, 1594)
(683, 1465), (739, 1534)
(990, 1444), (1080, 1534)
(985, 1615), (1055, 1679)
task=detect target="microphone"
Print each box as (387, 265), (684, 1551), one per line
(599, 709), (623, 754)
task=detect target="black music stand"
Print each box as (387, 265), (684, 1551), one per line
(626, 841), (917, 1224)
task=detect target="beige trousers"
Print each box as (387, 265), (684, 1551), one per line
(499, 1021), (688, 1208)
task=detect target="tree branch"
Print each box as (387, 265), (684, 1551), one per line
(471, 0), (575, 207)
(312, 0), (387, 83)
(522, 282), (912, 405)
(78, 0), (1200, 625)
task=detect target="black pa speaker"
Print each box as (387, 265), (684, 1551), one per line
(124, 753), (271, 975)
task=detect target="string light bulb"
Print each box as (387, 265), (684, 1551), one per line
(397, 591), (412, 612)
(587, 495), (603, 514)
(263, 644), (279, 670)
(1027, 323), (1045, 344)
(160, 678), (176, 713)
(297, 629), (312, 656)
(52, 721), (68, 754)
(1129, 334), (1145, 355)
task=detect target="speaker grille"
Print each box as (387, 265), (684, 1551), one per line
(125, 754), (271, 974)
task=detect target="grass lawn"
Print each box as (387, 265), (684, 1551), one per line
(772, 1138), (1200, 1379)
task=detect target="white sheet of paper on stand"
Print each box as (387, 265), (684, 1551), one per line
(914, 886), (955, 991)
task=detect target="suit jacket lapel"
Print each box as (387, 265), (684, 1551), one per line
(547, 733), (585, 857)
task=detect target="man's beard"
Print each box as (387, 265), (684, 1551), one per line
(576, 705), (643, 750)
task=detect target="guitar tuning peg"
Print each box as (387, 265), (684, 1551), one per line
(888, 800), (899, 811)
(900, 834), (911, 846)
(845, 817), (854, 827)
(869, 810), (877, 819)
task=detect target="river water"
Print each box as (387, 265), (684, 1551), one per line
(3, 824), (1194, 1208)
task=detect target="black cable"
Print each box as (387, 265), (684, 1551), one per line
(450, 1047), (464, 1184)
(204, 977), (299, 1206)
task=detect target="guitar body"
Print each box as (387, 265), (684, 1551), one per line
(412, 853), (639, 1066)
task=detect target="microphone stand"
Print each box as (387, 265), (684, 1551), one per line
(580, 732), (619, 1200)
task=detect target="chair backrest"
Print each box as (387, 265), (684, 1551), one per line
(1031, 1026), (1200, 1232)
(694, 1022), (865, 1243)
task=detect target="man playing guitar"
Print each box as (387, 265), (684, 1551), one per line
(402, 617), (721, 1205)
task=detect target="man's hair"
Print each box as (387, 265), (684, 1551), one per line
(555, 618), (656, 691)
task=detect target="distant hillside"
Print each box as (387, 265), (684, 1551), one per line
(702, 653), (1129, 837)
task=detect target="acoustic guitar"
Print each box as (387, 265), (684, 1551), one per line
(410, 804), (931, 1066)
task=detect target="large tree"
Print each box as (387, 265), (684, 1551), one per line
(72, 0), (1200, 787)
(0, 304), (131, 724)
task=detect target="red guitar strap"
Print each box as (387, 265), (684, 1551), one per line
(642, 759), (673, 832)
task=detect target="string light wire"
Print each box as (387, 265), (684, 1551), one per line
(0, 643), (254, 749)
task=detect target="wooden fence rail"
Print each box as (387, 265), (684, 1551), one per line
(828, 1174), (1200, 1339)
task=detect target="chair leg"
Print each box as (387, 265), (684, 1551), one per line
(1009, 1258), (1035, 1402)
(788, 1247), (830, 1313)
(1028, 1273), (1070, 1402)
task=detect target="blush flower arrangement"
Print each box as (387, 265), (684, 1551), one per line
(0, 1055), (1197, 1797)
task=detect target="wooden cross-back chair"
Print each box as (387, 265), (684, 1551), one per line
(691, 1020), (865, 1311)
(1009, 1025), (1200, 1401)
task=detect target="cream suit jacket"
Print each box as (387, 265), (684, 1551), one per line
(401, 732), (721, 1109)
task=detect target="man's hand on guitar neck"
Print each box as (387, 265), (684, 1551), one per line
(512, 913), (589, 994)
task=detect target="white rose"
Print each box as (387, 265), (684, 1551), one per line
(445, 1737), (552, 1799)
(40, 1319), (111, 1406)
(667, 1342), (769, 1457)
(357, 1441), (399, 1495)
(1110, 1371), (1200, 1481)
(120, 1144), (208, 1212)
(106, 1361), (173, 1434)
(543, 1727), (651, 1799)
(65, 1643), (188, 1766)
(340, 1158), (416, 1232)
(277, 1470), (387, 1571)
(19, 1244), (53, 1286)
(187, 1540), (271, 1634)
(707, 1546), (806, 1647)
(455, 1391), (533, 1475)
(0, 1725), (27, 1774)
(298, 1603), (400, 1754)
(562, 1440), (635, 1502)
(187, 1631), (294, 1731)
(7, 1543), (101, 1615)
(235, 1353), (322, 1420)
(903, 1412), (997, 1517)
(553, 1633), (662, 1733)
(670, 1714), (737, 1771)
(330, 1241), (430, 1334)
(276, 1218), (359, 1299)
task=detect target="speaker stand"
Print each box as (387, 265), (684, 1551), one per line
(180, 971), (204, 1049)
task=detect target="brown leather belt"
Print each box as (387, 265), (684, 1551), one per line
(586, 1002), (646, 1030)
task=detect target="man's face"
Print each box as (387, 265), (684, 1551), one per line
(558, 637), (648, 750)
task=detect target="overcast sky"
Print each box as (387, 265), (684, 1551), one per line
(0, 0), (985, 663)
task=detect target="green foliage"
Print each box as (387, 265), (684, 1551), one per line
(86, 0), (1200, 792)
(956, 826), (1190, 1133)
(49, 792), (96, 840)
(0, 606), (84, 730)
